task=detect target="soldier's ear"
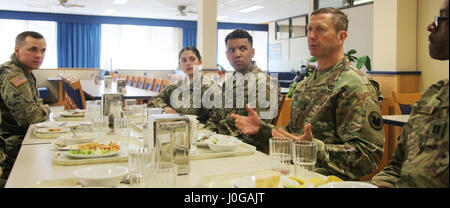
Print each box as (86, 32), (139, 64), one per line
(14, 46), (20, 57)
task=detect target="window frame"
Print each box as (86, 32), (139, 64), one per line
(290, 14), (309, 39)
(275, 18), (291, 40)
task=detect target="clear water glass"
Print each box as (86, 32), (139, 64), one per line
(128, 146), (155, 187)
(269, 137), (292, 175)
(143, 162), (177, 188)
(293, 141), (317, 177)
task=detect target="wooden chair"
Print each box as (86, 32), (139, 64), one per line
(272, 94), (286, 125)
(131, 76), (139, 88)
(136, 76), (146, 89)
(61, 75), (86, 110)
(119, 74), (127, 79)
(391, 91), (423, 115)
(126, 75), (133, 86)
(160, 79), (170, 92)
(152, 78), (162, 92)
(143, 77), (154, 91)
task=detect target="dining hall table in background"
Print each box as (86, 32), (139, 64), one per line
(80, 80), (158, 100)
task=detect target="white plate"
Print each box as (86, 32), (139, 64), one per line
(206, 134), (242, 152)
(59, 110), (86, 117)
(36, 121), (79, 129)
(64, 149), (120, 159)
(233, 175), (298, 188)
(35, 127), (71, 134)
(317, 181), (378, 188)
(56, 133), (97, 145)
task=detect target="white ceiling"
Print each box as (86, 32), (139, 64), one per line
(0, 0), (311, 24)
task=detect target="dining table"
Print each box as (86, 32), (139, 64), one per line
(4, 107), (279, 188)
(382, 114), (410, 126)
(80, 80), (158, 100)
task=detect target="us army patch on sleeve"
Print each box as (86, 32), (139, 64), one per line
(10, 76), (28, 87)
(369, 111), (383, 130)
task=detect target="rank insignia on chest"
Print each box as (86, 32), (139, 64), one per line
(10, 76), (28, 87)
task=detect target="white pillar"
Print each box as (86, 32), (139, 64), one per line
(197, 0), (218, 72)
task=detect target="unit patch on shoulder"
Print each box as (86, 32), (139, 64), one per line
(10, 76), (28, 87)
(369, 111), (383, 130)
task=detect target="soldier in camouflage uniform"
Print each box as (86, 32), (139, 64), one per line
(0, 31), (50, 187)
(207, 29), (281, 153)
(371, 0), (449, 188)
(149, 46), (216, 125)
(232, 8), (384, 180)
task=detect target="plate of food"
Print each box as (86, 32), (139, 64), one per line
(64, 142), (121, 159)
(205, 134), (242, 152)
(197, 132), (215, 147)
(59, 110), (86, 117)
(35, 127), (71, 134)
(35, 121), (79, 129)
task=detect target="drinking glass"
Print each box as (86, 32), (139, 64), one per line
(269, 137), (292, 175)
(128, 145), (155, 187)
(184, 115), (198, 154)
(114, 117), (130, 142)
(292, 141), (317, 178)
(143, 162), (177, 188)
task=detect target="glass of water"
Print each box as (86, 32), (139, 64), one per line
(269, 137), (292, 175)
(292, 141), (317, 177)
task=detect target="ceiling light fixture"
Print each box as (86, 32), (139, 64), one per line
(104, 9), (116, 15)
(239, 6), (264, 13)
(113, 0), (128, 5)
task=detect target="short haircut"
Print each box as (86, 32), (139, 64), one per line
(225, 28), (253, 47)
(311, 7), (348, 33)
(15, 31), (44, 46)
(179, 46), (202, 61)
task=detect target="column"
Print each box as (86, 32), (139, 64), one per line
(197, 0), (218, 73)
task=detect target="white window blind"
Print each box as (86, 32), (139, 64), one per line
(101, 24), (181, 70)
(0, 19), (57, 69)
(217, 29), (268, 71)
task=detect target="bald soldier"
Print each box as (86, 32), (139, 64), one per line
(0, 31), (50, 187)
(370, 0), (449, 188)
(231, 8), (385, 180)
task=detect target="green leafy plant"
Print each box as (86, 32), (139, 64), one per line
(286, 82), (298, 98)
(308, 49), (371, 71)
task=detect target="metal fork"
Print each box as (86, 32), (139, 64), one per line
(58, 122), (68, 127)
(70, 127), (78, 138)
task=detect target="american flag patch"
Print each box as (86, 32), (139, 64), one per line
(10, 76), (28, 87)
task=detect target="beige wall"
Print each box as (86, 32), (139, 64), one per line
(373, 0), (418, 70)
(417, 0), (449, 91)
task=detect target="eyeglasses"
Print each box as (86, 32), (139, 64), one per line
(433, 16), (449, 28)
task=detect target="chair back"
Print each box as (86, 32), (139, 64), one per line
(160, 79), (170, 92)
(61, 75), (86, 110)
(137, 76), (146, 89)
(272, 95), (286, 125)
(391, 91), (423, 115)
(143, 77), (154, 90)
(152, 78), (162, 92)
(131, 76), (139, 87)
(126, 75), (133, 86)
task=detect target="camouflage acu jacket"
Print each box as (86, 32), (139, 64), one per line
(371, 79), (449, 188)
(259, 58), (385, 180)
(206, 62), (281, 152)
(0, 54), (50, 137)
(148, 75), (217, 125)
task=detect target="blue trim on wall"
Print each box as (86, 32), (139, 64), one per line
(367, 71), (422, 75)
